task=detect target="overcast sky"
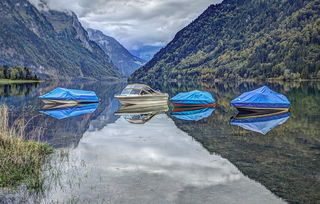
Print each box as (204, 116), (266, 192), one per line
(30, 0), (222, 50)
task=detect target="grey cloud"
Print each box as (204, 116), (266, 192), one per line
(29, 0), (223, 50)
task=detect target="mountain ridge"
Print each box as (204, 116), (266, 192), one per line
(0, 0), (123, 80)
(87, 28), (145, 77)
(131, 0), (320, 82)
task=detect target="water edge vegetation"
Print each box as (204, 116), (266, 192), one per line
(0, 104), (53, 190)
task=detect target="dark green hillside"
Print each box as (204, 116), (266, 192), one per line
(131, 0), (320, 82)
(0, 0), (122, 80)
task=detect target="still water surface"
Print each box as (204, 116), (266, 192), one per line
(0, 81), (319, 203)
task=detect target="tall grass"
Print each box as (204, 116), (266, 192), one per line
(0, 104), (53, 189)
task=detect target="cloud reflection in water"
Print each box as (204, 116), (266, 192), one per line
(45, 114), (284, 204)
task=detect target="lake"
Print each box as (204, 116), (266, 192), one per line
(0, 80), (319, 204)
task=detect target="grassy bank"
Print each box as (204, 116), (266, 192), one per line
(0, 105), (52, 189)
(0, 79), (42, 84)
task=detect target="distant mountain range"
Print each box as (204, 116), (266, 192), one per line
(0, 0), (122, 80)
(129, 45), (163, 62)
(131, 0), (320, 82)
(87, 28), (145, 77)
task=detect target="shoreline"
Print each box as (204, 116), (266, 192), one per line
(130, 77), (320, 84)
(0, 79), (43, 84)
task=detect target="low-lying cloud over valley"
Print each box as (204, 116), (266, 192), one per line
(29, 0), (222, 50)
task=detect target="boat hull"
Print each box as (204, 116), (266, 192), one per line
(233, 109), (289, 119)
(115, 94), (169, 105)
(172, 103), (216, 108)
(115, 104), (169, 115)
(236, 106), (289, 113)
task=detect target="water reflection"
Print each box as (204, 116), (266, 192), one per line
(0, 81), (125, 148)
(40, 103), (99, 120)
(0, 82), (39, 97)
(0, 80), (319, 203)
(230, 111), (291, 135)
(115, 104), (168, 124)
(171, 106), (215, 121)
(155, 81), (320, 204)
(43, 114), (283, 204)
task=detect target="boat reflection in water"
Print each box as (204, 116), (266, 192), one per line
(115, 104), (169, 124)
(40, 103), (99, 119)
(230, 110), (291, 135)
(171, 106), (215, 121)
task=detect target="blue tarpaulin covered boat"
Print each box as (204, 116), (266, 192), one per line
(171, 90), (216, 107)
(172, 107), (214, 121)
(230, 112), (290, 135)
(39, 88), (99, 104)
(230, 86), (290, 111)
(40, 103), (98, 119)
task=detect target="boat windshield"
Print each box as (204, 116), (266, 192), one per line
(121, 89), (132, 95)
(121, 88), (141, 95)
(126, 84), (146, 89)
(130, 89), (141, 95)
(123, 114), (153, 124)
(134, 84), (145, 89)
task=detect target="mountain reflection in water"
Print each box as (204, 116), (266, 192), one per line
(0, 81), (319, 203)
(44, 114), (283, 204)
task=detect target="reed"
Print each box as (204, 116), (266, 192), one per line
(0, 104), (53, 189)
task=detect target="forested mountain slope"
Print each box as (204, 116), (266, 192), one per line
(0, 0), (122, 80)
(131, 0), (320, 82)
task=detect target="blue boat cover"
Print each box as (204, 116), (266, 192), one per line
(40, 103), (98, 119)
(172, 108), (214, 121)
(230, 112), (290, 135)
(39, 88), (99, 102)
(230, 86), (290, 108)
(171, 90), (215, 105)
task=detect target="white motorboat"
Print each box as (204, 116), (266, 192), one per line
(114, 84), (169, 105)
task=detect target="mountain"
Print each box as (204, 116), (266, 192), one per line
(87, 28), (145, 77)
(129, 45), (163, 62)
(0, 0), (122, 80)
(131, 0), (320, 82)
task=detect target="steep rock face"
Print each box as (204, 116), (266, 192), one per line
(131, 0), (320, 82)
(87, 28), (145, 77)
(0, 0), (122, 80)
(44, 10), (93, 51)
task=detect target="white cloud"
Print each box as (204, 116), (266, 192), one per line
(29, 0), (222, 50)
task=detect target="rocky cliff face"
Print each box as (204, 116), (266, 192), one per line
(0, 0), (122, 80)
(87, 28), (145, 77)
